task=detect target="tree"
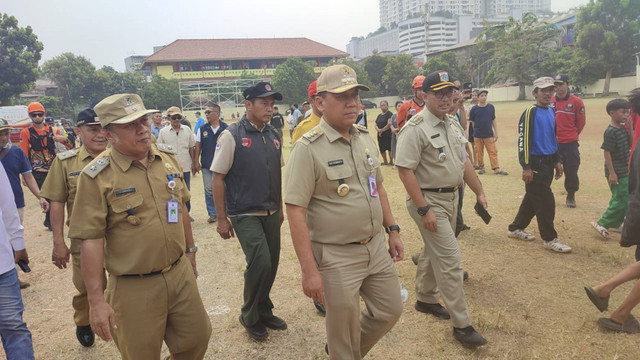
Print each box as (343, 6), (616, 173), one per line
(0, 13), (43, 105)
(422, 52), (473, 83)
(475, 13), (560, 99)
(382, 54), (419, 97)
(34, 96), (66, 118)
(271, 57), (316, 105)
(363, 55), (389, 95)
(329, 58), (376, 95)
(574, 0), (640, 95)
(41, 53), (97, 109)
(142, 74), (180, 110)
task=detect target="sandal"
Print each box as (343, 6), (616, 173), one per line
(591, 221), (610, 240)
(494, 170), (508, 175)
(598, 315), (640, 334)
(584, 285), (609, 312)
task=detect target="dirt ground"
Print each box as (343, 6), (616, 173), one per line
(9, 97), (640, 359)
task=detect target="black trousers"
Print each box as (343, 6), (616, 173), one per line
(32, 171), (51, 227)
(455, 184), (465, 237)
(509, 156), (558, 241)
(558, 142), (580, 194)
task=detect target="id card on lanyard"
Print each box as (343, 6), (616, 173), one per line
(365, 149), (378, 197)
(167, 175), (179, 223)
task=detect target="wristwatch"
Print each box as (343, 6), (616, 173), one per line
(185, 244), (198, 253)
(385, 225), (401, 234)
(416, 205), (431, 216)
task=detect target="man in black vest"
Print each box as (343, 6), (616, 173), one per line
(211, 82), (285, 341)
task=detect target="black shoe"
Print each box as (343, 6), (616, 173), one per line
(314, 301), (326, 315)
(325, 343), (329, 355)
(463, 271), (469, 281)
(76, 325), (95, 347)
(414, 301), (450, 319)
(566, 193), (576, 208)
(239, 315), (268, 340)
(453, 326), (487, 348)
(260, 315), (287, 330)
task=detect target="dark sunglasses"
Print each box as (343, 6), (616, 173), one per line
(170, 115), (182, 120)
(30, 112), (45, 118)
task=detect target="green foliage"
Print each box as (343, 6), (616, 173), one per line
(382, 54), (419, 96)
(422, 52), (473, 83)
(330, 58), (376, 94)
(0, 13), (43, 105)
(238, 70), (263, 80)
(363, 55), (389, 95)
(142, 75), (180, 110)
(475, 13), (560, 99)
(35, 96), (67, 118)
(92, 66), (146, 102)
(574, 0), (640, 93)
(41, 53), (97, 108)
(271, 57), (316, 104)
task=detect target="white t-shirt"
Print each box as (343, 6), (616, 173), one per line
(0, 163), (25, 275)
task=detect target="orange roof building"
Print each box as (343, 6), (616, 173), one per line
(142, 38), (349, 81)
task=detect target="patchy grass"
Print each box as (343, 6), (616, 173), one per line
(17, 97), (640, 359)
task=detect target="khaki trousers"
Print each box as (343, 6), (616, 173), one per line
(70, 239), (106, 326)
(105, 257), (212, 360)
(408, 191), (472, 329)
(475, 137), (499, 170)
(312, 232), (402, 360)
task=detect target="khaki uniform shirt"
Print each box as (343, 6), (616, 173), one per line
(291, 112), (321, 144)
(284, 119), (384, 245)
(40, 146), (98, 224)
(395, 109), (467, 188)
(67, 144), (190, 276)
(157, 125), (196, 173)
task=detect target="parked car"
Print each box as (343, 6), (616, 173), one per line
(360, 99), (377, 109)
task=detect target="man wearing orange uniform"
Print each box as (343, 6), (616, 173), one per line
(397, 75), (426, 130)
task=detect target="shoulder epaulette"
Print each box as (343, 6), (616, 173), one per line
(355, 124), (368, 132)
(83, 156), (110, 178)
(408, 114), (424, 125)
(56, 149), (78, 160)
(302, 128), (324, 142)
(156, 143), (177, 154)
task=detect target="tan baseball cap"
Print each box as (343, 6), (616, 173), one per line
(166, 106), (183, 117)
(316, 65), (370, 94)
(94, 94), (158, 127)
(533, 77), (555, 90)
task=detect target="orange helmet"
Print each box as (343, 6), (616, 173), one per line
(412, 75), (425, 89)
(27, 102), (45, 114)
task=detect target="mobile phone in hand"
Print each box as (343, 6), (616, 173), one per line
(18, 260), (31, 273)
(474, 202), (492, 224)
(462, 82), (473, 99)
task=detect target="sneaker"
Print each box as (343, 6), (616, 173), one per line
(453, 326), (487, 348)
(507, 229), (535, 241)
(543, 239), (572, 253)
(208, 215), (217, 223)
(478, 168), (486, 175)
(566, 193), (576, 208)
(591, 221), (610, 240)
(494, 170), (508, 175)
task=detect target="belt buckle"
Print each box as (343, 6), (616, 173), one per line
(438, 188), (443, 193)
(161, 264), (173, 274)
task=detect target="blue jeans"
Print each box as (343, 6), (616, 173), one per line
(0, 269), (34, 360)
(201, 168), (217, 217)
(183, 172), (191, 212)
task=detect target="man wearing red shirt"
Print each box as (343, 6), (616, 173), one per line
(397, 75), (426, 130)
(551, 74), (586, 208)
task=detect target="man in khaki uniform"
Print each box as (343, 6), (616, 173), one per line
(67, 94), (211, 359)
(285, 64), (404, 359)
(39, 108), (108, 347)
(396, 70), (488, 348)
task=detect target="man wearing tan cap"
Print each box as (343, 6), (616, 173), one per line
(285, 64), (404, 359)
(396, 70), (488, 348)
(68, 94), (211, 359)
(508, 77), (571, 253)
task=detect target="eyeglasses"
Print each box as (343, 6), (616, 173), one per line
(432, 89), (455, 100)
(30, 112), (45, 118)
(170, 115), (182, 120)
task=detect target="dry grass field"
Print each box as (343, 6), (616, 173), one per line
(12, 96), (640, 359)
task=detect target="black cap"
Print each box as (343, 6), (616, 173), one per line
(45, 116), (55, 124)
(422, 70), (459, 92)
(243, 82), (283, 101)
(76, 108), (100, 126)
(554, 74), (569, 83)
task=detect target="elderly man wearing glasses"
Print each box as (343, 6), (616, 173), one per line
(18, 102), (70, 230)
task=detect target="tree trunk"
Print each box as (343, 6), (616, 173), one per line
(518, 83), (526, 100)
(603, 69), (612, 96)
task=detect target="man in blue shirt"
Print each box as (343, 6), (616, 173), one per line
(508, 77), (571, 253)
(193, 111), (205, 136)
(150, 111), (163, 139)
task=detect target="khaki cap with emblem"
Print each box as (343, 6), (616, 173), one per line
(316, 64), (370, 94)
(94, 93), (158, 127)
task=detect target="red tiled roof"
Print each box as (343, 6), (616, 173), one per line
(143, 38), (348, 63)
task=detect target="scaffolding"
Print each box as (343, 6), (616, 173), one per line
(179, 78), (267, 110)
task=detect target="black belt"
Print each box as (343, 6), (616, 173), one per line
(421, 187), (457, 193)
(120, 256), (181, 277)
(348, 236), (373, 245)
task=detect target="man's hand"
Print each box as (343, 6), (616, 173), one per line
(185, 252), (198, 278)
(14, 249), (29, 264)
(301, 268), (324, 304)
(421, 210), (438, 232)
(493, 136), (498, 142)
(39, 198), (50, 212)
(554, 162), (564, 180)
(216, 218), (235, 239)
(476, 192), (488, 210)
(52, 242), (70, 269)
(53, 135), (67, 143)
(89, 300), (117, 342)
(388, 232), (404, 262)
(609, 172), (619, 185)
(522, 169), (534, 184)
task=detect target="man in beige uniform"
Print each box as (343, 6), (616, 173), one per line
(396, 70), (488, 348)
(39, 108), (108, 347)
(68, 94), (211, 359)
(285, 64), (404, 359)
